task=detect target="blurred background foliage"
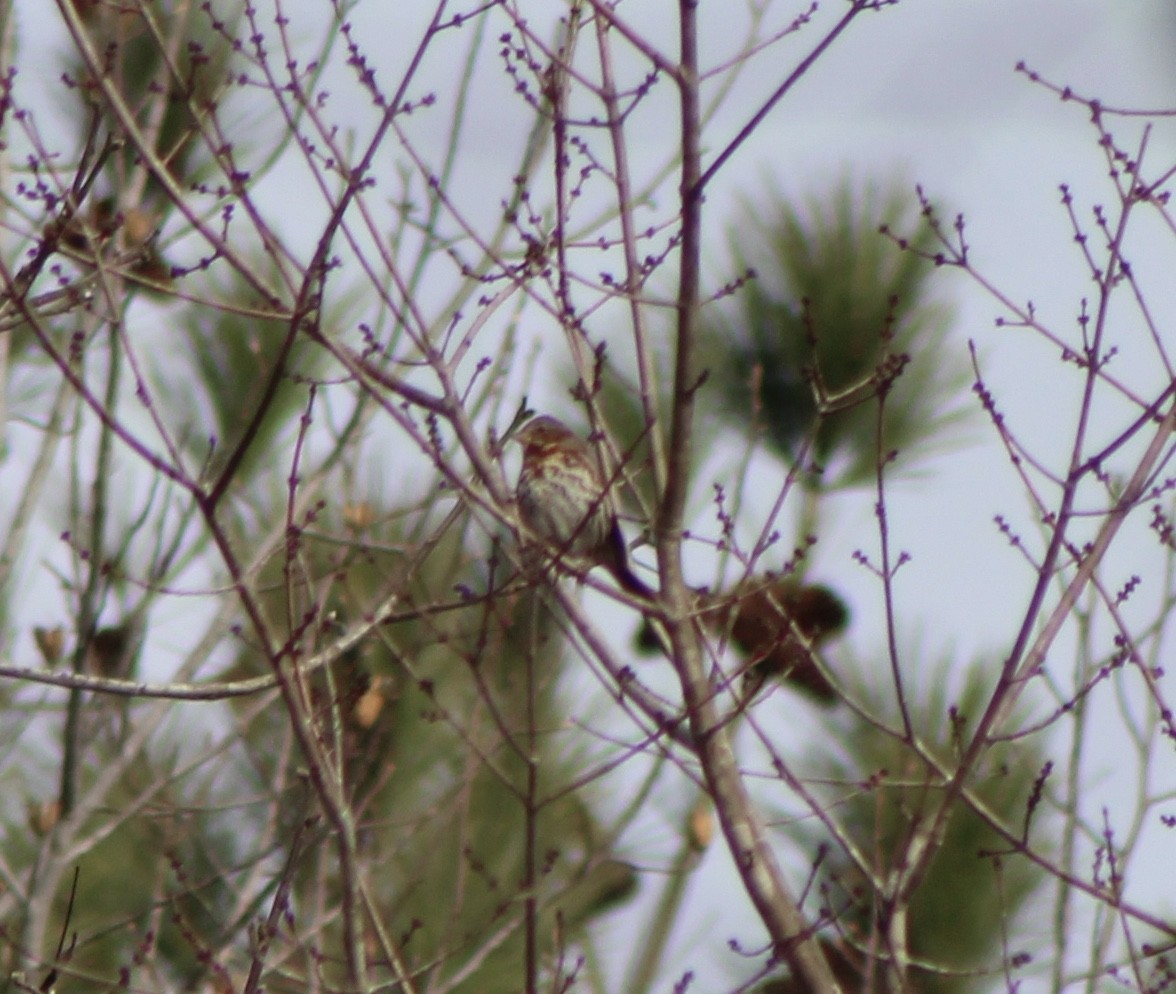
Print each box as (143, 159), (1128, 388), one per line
(151, 261), (334, 489)
(704, 180), (970, 489)
(211, 499), (639, 993)
(796, 659), (1045, 994)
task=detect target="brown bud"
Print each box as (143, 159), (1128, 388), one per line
(352, 675), (393, 730)
(27, 798), (62, 837)
(33, 627), (66, 667)
(687, 798), (715, 851)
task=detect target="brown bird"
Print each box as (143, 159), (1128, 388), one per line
(514, 415), (653, 598)
(635, 576), (848, 704)
(702, 578), (847, 703)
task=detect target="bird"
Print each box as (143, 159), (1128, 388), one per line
(634, 576), (848, 704)
(700, 578), (847, 703)
(513, 415), (654, 598)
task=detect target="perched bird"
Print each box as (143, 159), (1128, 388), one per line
(702, 578), (847, 703)
(636, 576), (848, 704)
(513, 415), (653, 598)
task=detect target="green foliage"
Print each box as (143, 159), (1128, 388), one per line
(27, 754), (241, 993)
(63, 0), (240, 207)
(795, 657), (1048, 992)
(216, 496), (638, 993)
(148, 266), (328, 489)
(706, 179), (968, 487)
